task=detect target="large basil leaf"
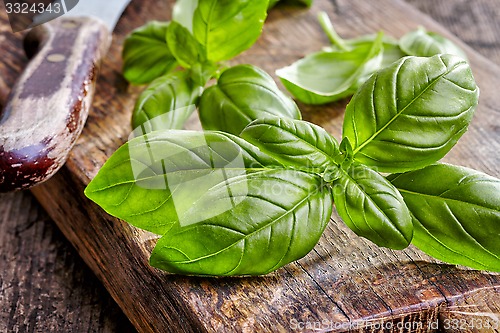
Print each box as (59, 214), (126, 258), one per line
(122, 21), (177, 85)
(192, 0), (268, 62)
(333, 163), (413, 249)
(131, 72), (202, 134)
(172, 0), (198, 32)
(85, 130), (281, 235)
(389, 164), (500, 271)
(399, 27), (468, 61)
(276, 33), (384, 105)
(166, 21), (207, 69)
(343, 54), (479, 173)
(199, 64), (301, 135)
(241, 117), (339, 173)
(150, 168), (333, 276)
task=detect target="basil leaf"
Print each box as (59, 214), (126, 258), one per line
(166, 21), (206, 69)
(319, 12), (404, 68)
(333, 163), (413, 249)
(199, 64), (301, 135)
(122, 21), (177, 85)
(131, 72), (202, 134)
(389, 164), (500, 272)
(343, 54), (479, 173)
(276, 33), (384, 105)
(85, 130), (280, 235)
(172, 0), (198, 32)
(150, 169), (332, 276)
(343, 35), (405, 69)
(399, 27), (468, 61)
(192, 0), (268, 62)
(241, 116), (339, 174)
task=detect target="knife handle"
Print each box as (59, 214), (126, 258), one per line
(0, 17), (111, 192)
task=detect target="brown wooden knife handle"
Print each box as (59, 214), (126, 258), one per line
(0, 17), (111, 192)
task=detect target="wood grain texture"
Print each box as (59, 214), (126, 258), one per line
(405, 0), (500, 65)
(0, 0), (499, 332)
(0, 191), (136, 333)
(0, 17), (110, 192)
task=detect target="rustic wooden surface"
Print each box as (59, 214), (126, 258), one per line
(1, 0), (499, 332)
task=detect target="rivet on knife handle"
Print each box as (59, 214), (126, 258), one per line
(0, 17), (111, 192)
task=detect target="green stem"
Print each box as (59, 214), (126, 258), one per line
(317, 11), (349, 51)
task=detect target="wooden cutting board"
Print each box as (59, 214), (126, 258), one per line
(1, 0), (499, 332)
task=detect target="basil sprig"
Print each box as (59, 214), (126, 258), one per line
(88, 1), (499, 276)
(277, 12), (470, 105)
(123, 0), (273, 135)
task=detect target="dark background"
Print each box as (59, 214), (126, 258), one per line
(1, 0), (499, 332)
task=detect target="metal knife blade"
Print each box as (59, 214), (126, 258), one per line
(66, 0), (132, 31)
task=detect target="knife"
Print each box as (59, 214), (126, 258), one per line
(0, 0), (131, 192)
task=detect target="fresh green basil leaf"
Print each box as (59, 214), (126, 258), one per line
(319, 12), (404, 70)
(399, 27), (468, 61)
(388, 164), (500, 272)
(189, 62), (219, 88)
(333, 163), (413, 249)
(150, 168), (332, 276)
(343, 54), (479, 173)
(122, 21), (177, 85)
(199, 64), (301, 135)
(346, 35), (405, 69)
(166, 21), (206, 68)
(276, 33), (384, 105)
(85, 130), (282, 235)
(317, 11), (350, 52)
(192, 0), (268, 62)
(241, 116), (339, 173)
(172, 0), (198, 32)
(131, 72), (202, 134)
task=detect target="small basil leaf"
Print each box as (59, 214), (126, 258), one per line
(85, 130), (281, 235)
(241, 116), (339, 173)
(344, 35), (405, 69)
(131, 72), (202, 134)
(192, 0), (268, 62)
(150, 169), (332, 276)
(399, 27), (468, 61)
(388, 164), (500, 272)
(122, 21), (177, 85)
(319, 11), (404, 70)
(172, 0), (198, 32)
(333, 163), (413, 249)
(199, 64), (301, 135)
(166, 21), (206, 68)
(276, 33), (384, 105)
(343, 54), (479, 173)
(189, 62), (219, 88)
(337, 137), (353, 169)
